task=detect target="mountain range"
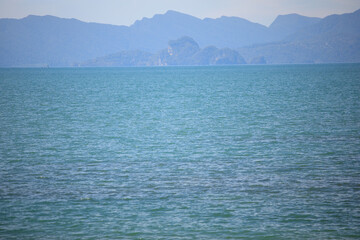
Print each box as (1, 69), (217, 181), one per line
(0, 9), (359, 66)
(80, 36), (246, 67)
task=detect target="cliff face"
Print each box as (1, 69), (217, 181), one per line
(159, 36), (201, 65)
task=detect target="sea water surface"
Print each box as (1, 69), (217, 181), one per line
(0, 65), (360, 239)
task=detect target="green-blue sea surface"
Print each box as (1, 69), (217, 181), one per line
(1, 65), (360, 239)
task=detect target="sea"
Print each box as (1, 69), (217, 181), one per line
(0, 64), (360, 239)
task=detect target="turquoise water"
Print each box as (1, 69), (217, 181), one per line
(0, 65), (360, 239)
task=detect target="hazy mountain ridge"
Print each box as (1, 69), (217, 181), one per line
(239, 9), (360, 64)
(0, 15), (130, 66)
(268, 14), (321, 40)
(0, 9), (359, 66)
(80, 36), (246, 67)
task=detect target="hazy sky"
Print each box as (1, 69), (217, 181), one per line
(1, 0), (360, 26)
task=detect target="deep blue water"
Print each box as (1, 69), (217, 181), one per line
(0, 65), (360, 239)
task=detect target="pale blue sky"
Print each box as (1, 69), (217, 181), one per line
(1, 0), (360, 26)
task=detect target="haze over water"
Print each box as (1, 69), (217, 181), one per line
(0, 65), (360, 239)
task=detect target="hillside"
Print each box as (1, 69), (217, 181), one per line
(0, 15), (129, 67)
(239, 9), (360, 64)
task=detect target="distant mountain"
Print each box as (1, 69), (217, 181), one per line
(239, 9), (360, 64)
(128, 10), (203, 52)
(0, 15), (129, 67)
(287, 9), (360, 42)
(0, 10), (324, 67)
(80, 36), (246, 67)
(268, 14), (321, 40)
(128, 10), (270, 50)
(1, 9), (359, 66)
